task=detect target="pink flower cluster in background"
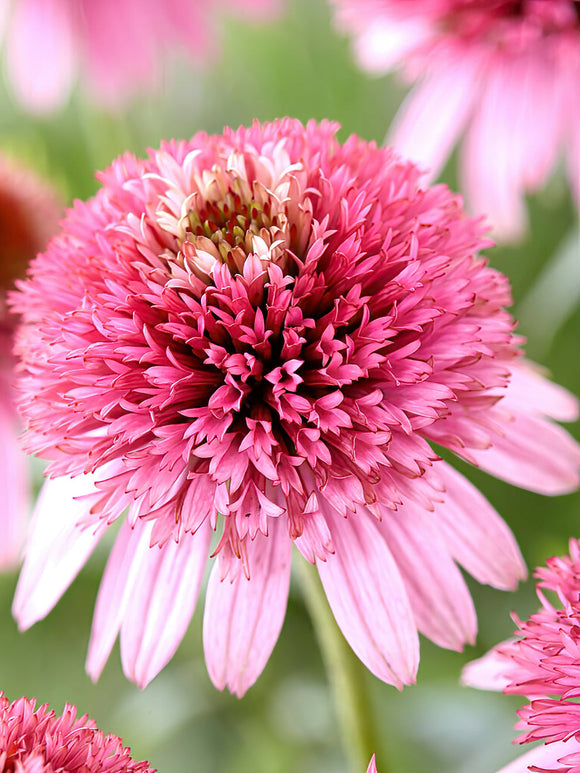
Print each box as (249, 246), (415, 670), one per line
(331, 0), (580, 240)
(0, 692), (154, 772)
(0, 153), (62, 570)
(11, 118), (580, 698)
(0, 0), (281, 113)
(464, 540), (580, 773)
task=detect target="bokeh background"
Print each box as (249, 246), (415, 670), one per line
(0, 1), (578, 771)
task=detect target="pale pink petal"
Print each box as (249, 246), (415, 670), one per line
(495, 738), (580, 773)
(461, 56), (528, 240)
(203, 516), (291, 697)
(0, 398), (28, 570)
(505, 362), (578, 423)
(434, 462), (526, 589)
(377, 500), (477, 651)
(351, 16), (432, 74)
(470, 412), (580, 495)
(317, 508), (419, 689)
(5, 0), (76, 113)
(13, 475), (107, 630)
(119, 520), (212, 688)
(461, 643), (520, 692)
(569, 95), (580, 207)
(389, 48), (485, 180)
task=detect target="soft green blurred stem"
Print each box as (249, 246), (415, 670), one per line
(296, 558), (383, 773)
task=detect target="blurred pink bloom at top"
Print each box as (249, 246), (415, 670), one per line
(331, 0), (580, 241)
(463, 539), (580, 773)
(0, 153), (62, 570)
(10, 119), (580, 698)
(0, 0), (281, 113)
(0, 691), (154, 772)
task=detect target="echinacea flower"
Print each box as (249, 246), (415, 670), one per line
(0, 153), (62, 570)
(463, 540), (580, 773)
(0, 691), (154, 772)
(0, 0), (281, 113)
(11, 118), (580, 697)
(331, 0), (580, 240)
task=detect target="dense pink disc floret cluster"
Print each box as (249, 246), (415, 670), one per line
(464, 540), (580, 773)
(0, 693), (154, 772)
(12, 119), (580, 697)
(331, 0), (580, 240)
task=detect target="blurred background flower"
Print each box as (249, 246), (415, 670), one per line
(0, 152), (62, 570)
(330, 0), (580, 241)
(0, 0), (281, 114)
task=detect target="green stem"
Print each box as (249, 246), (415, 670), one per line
(295, 558), (383, 773)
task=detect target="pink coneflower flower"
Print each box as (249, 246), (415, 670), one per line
(331, 0), (580, 240)
(0, 691), (154, 772)
(11, 118), (580, 697)
(463, 540), (580, 773)
(0, 0), (281, 113)
(0, 153), (62, 570)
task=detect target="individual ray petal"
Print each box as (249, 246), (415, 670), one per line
(505, 362), (579, 422)
(377, 500), (477, 651)
(470, 412), (580, 495)
(12, 475), (107, 630)
(203, 516), (291, 697)
(0, 396), (28, 569)
(120, 520), (213, 687)
(317, 508), (419, 688)
(434, 462), (526, 590)
(461, 644), (519, 692)
(495, 739), (580, 773)
(388, 49), (484, 180)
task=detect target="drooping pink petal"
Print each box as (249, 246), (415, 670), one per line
(317, 508), (419, 688)
(461, 643), (520, 692)
(505, 362), (579, 423)
(203, 516), (291, 697)
(388, 47), (484, 180)
(377, 500), (477, 651)
(434, 462), (526, 590)
(13, 475), (107, 630)
(470, 412), (580, 496)
(119, 520), (213, 688)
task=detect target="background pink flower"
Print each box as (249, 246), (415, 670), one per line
(0, 0), (281, 113)
(464, 539), (580, 773)
(11, 119), (580, 697)
(0, 153), (62, 570)
(330, 0), (580, 240)
(0, 691), (154, 771)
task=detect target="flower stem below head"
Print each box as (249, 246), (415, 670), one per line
(295, 557), (384, 773)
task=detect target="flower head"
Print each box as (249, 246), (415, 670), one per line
(1, 0), (281, 113)
(331, 0), (580, 240)
(464, 540), (580, 773)
(11, 119), (580, 696)
(0, 153), (62, 569)
(0, 692), (154, 772)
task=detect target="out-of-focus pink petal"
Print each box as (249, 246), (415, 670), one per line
(389, 48), (484, 180)
(461, 643), (520, 692)
(119, 519), (212, 688)
(366, 754), (378, 773)
(0, 397), (28, 569)
(505, 362), (578, 423)
(317, 508), (419, 689)
(434, 462), (526, 589)
(5, 0), (76, 113)
(378, 499), (477, 651)
(495, 738), (580, 773)
(203, 516), (291, 697)
(350, 16), (431, 74)
(12, 475), (106, 630)
(471, 412), (580, 495)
